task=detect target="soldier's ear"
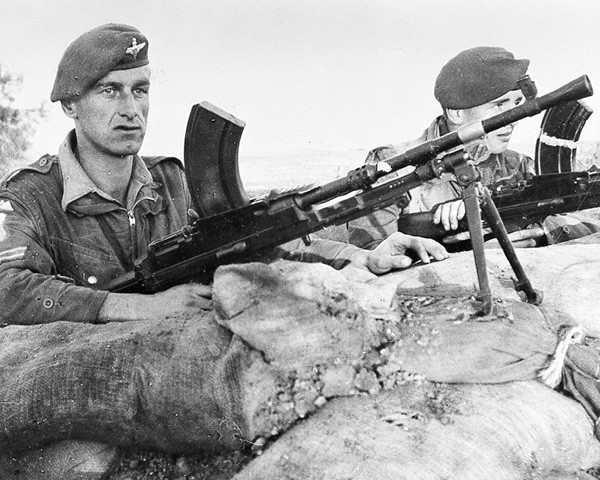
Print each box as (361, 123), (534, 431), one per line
(61, 100), (77, 119)
(445, 108), (461, 124)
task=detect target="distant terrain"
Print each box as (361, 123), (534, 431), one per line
(239, 140), (600, 192)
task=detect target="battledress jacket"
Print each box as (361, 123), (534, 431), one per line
(348, 116), (535, 249)
(0, 132), (360, 326)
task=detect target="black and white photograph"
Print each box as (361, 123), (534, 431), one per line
(1, 1), (600, 479)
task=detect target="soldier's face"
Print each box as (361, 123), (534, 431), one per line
(68, 66), (150, 158)
(460, 90), (524, 154)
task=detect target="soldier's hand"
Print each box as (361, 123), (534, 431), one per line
(484, 226), (545, 249)
(98, 283), (213, 322)
(442, 225), (545, 249)
(433, 199), (466, 231)
(442, 227), (492, 245)
(366, 232), (449, 274)
(149, 283), (213, 314)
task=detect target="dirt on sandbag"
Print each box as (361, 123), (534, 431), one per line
(105, 255), (600, 480)
(3, 256), (600, 480)
(231, 380), (600, 480)
(210, 260), (600, 479)
(213, 260), (573, 403)
(379, 242), (600, 336)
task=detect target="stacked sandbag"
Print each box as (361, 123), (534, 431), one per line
(213, 260), (576, 387)
(0, 257), (599, 480)
(0, 313), (285, 454)
(231, 382), (600, 480)
(0, 440), (120, 480)
(381, 243), (600, 335)
(212, 260), (600, 479)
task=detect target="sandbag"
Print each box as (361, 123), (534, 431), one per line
(213, 261), (572, 386)
(232, 381), (600, 480)
(1, 258), (599, 480)
(0, 440), (120, 480)
(543, 208), (600, 244)
(0, 314), (284, 454)
(212, 260), (600, 479)
(563, 339), (600, 440)
(378, 242), (600, 336)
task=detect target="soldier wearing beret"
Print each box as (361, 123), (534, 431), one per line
(0, 23), (447, 325)
(0, 22), (451, 479)
(348, 46), (542, 249)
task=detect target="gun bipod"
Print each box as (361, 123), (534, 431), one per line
(455, 159), (543, 315)
(479, 187), (543, 306)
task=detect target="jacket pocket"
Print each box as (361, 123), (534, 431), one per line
(50, 237), (125, 287)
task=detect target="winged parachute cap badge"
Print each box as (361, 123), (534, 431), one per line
(51, 24), (150, 102)
(126, 38), (146, 60)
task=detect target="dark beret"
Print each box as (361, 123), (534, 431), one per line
(51, 23), (149, 103)
(434, 46), (529, 109)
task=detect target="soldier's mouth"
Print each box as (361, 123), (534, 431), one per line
(496, 131), (512, 141)
(115, 126), (140, 131)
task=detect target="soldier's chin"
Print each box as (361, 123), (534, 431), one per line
(115, 142), (143, 156)
(488, 139), (511, 155)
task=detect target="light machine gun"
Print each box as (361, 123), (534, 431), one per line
(397, 171), (600, 244)
(397, 100), (599, 243)
(98, 75), (593, 313)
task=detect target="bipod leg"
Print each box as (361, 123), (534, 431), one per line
(479, 186), (543, 305)
(463, 183), (494, 315)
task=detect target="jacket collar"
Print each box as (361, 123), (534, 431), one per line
(59, 130), (163, 214)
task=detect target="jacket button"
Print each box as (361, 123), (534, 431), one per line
(43, 298), (54, 309)
(39, 157), (48, 167)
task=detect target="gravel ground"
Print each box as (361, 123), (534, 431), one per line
(107, 449), (252, 480)
(106, 448), (600, 480)
(105, 426), (600, 479)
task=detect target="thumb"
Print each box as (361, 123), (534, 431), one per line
(369, 254), (413, 275)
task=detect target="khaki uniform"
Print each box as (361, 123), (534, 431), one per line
(0, 132), (190, 324)
(0, 132), (362, 325)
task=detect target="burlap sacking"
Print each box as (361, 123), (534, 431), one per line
(0, 314), (281, 453)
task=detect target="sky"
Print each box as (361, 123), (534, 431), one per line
(1, 0), (599, 183)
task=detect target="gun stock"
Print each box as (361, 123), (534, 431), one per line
(98, 75), (594, 293)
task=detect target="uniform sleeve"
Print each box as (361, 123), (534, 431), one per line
(405, 174), (463, 212)
(346, 145), (408, 250)
(271, 236), (365, 270)
(519, 153), (536, 179)
(542, 209), (600, 244)
(0, 194), (109, 325)
(347, 206), (401, 250)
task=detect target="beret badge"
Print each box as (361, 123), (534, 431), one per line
(126, 38), (146, 60)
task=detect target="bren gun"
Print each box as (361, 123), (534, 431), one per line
(397, 99), (597, 245)
(98, 75), (594, 313)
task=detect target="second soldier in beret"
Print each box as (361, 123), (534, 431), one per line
(348, 46), (542, 249)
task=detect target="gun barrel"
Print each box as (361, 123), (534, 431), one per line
(482, 75), (593, 133)
(296, 75), (593, 209)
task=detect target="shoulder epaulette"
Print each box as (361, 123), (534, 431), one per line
(1, 155), (57, 187)
(142, 156), (184, 171)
